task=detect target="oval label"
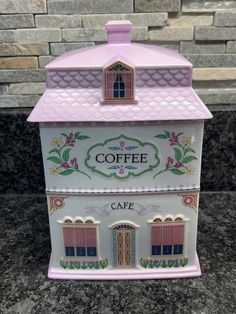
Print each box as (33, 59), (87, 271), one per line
(85, 134), (160, 179)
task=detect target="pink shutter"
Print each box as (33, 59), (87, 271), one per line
(121, 73), (132, 97)
(63, 228), (74, 246)
(151, 226), (162, 245)
(172, 225), (184, 245)
(74, 228), (85, 247)
(106, 73), (116, 98)
(162, 226), (173, 245)
(85, 228), (97, 247)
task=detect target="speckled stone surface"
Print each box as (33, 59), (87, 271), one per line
(0, 109), (44, 194)
(0, 109), (236, 193)
(0, 193), (235, 314)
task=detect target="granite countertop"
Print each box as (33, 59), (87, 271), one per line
(0, 193), (235, 314)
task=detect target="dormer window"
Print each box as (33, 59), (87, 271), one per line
(102, 61), (137, 104)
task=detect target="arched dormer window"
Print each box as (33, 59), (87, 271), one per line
(102, 61), (137, 104)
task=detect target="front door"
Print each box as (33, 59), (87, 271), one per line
(117, 230), (131, 267)
(112, 224), (136, 268)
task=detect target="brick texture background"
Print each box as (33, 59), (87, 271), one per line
(0, 0), (236, 110)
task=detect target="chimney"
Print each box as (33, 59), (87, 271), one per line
(106, 20), (132, 44)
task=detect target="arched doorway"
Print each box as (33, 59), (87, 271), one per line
(110, 222), (137, 268)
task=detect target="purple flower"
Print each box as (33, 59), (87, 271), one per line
(166, 156), (174, 168)
(66, 133), (75, 147)
(70, 157), (78, 169)
(169, 132), (179, 146)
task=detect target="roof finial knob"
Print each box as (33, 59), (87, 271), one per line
(106, 20), (132, 44)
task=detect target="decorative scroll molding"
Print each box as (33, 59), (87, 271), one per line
(49, 196), (67, 215)
(178, 192), (199, 213)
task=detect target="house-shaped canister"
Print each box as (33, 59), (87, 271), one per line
(28, 21), (212, 280)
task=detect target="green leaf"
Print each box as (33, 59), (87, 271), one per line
(74, 132), (80, 138)
(47, 156), (62, 164)
(49, 148), (60, 155)
(170, 168), (185, 175)
(61, 133), (67, 137)
(174, 148), (182, 161)
(177, 132), (184, 136)
(75, 134), (90, 140)
(155, 134), (168, 139)
(182, 156), (197, 163)
(58, 169), (74, 176)
(164, 130), (170, 138)
(62, 148), (71, 162)
(184, 147), (195, 155)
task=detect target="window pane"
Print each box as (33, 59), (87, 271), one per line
(76, 247), (86, 256)
(120, 89), (125, 97)
(65, 247), (75, 256)
(114, 89), (119, 98)
(87, 247), (97, 256)
(163, 245), (172, 255)
(152, 245), (161, 255)
(174, 245), (183, 255)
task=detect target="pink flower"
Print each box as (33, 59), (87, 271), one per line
(66, 133), (75, 147)
(119, 141), (125, 150)
(61, 163), (70, 168)
(169, 132), (179, 146)
(166, 156), (174, 168)
(175, 162), (183, 168)
(119, 165), (124, 174)
(70, 157), (79, 169)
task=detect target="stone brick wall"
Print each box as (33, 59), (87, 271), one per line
(1, 0), (236, 110)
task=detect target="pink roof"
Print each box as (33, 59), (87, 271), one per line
(28, 20), (212, 123)
(46, 20), (191, 69)
(45, 43), (192, 70)
(27, 87), (212, 122)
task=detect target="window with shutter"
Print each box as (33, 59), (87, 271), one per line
(150, 216), (185, 257)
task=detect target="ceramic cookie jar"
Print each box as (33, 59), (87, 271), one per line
(28, 21), (212, 280)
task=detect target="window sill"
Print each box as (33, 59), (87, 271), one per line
(150, 254), (187, 260)
(100, 98), (138, 105)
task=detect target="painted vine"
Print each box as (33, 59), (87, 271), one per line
(153, 131), (197, 179)
(48, 131), (91, 179)
(140, 257), (188, 269)
(60, 258), (108, 270)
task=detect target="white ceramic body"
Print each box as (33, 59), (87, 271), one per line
(40, 121), (203, 279)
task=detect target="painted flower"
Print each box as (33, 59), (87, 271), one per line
(175, 162), (183, 168)
(185, 167), (194, 176)
(70, 157), (79, 169)
(166, 156), (174, 168)
(50, 167), (59, 176)
(66, 133), (76, 147)
(119, 165), (125, 174)
(182, 136), (194, 146)
(51, 137), (62, 147)
(119, 141), (125, 150)
(61, 162), (70, 169)
(169, 132), (179, 146)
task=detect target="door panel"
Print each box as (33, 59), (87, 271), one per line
(124, 232), (131, 266)
(117, 231), (124, 266)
